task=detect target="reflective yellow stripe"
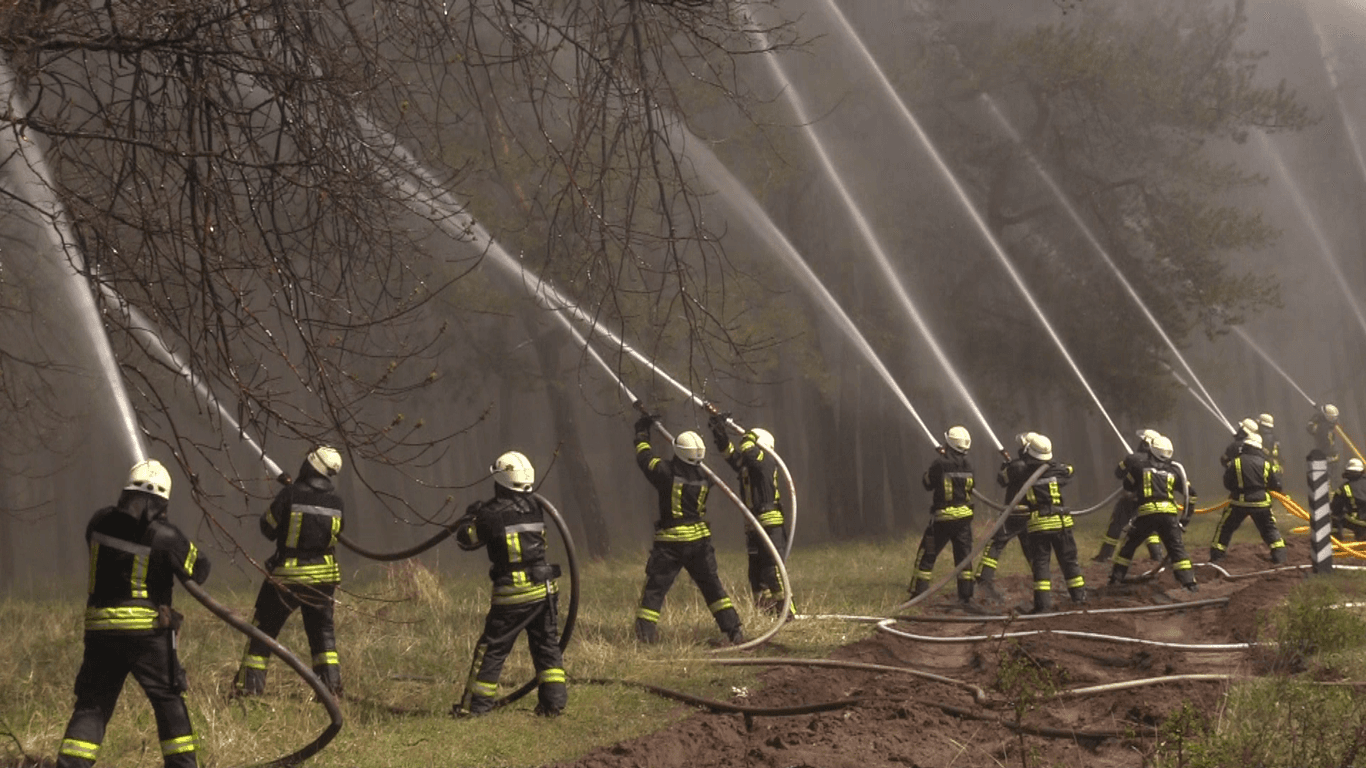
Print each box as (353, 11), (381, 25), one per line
(491, 580), (556, 606)
(937, 505), (973, 520)
(654, 522), (711, 542)
(272, 555), (341, 584)
(507, 532), (523, 563)
(636, 607), (660, 623)
(160, 735), (197, 757)
(470, 680), (498, 697)
(313, 651), (339, 667)
(87, 543), (99, 595)
(1066, 575), (1085, 588)
(85, 605), (159, 631)
(241, 652), (269, 670)
(181, 544), (198, 578)
(636, 441), (650, 454)
(1034, 580), (1052, 591)
(539, 668), (566, 684)
(708, 597), (734, 614)
(286, 511), (303, 548)
(1136, 502), (1180, 515)
(130, 553), (149, 600)
(757, 510), (785, 527)
(60, 739), (100, 760)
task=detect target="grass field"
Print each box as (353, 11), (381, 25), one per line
(0, 507), (1333, 768)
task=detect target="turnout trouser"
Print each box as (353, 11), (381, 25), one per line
(1110, 513), (1196, 588)
(1097, 493), (1163, 561)
(909, 516), (974, 602)
(635, 538), (742, 642)
(458, 594), (567, 716)
(1210, 504), (1285, 561)
(58, 630), (200, 768)
(976, 513), (1029, 585)
(1025, 527), (1086, 613)
(235, 580), (340, 696)
(746, 524), (790, 610)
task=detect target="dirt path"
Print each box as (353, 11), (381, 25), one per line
(550, 540), (1322, 768)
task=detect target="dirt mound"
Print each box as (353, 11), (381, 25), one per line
(550, 542), (1316, 768)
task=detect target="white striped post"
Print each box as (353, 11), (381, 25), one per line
(1307, 450), (1332, 575)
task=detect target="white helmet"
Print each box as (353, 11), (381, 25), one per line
(1239, 417), (1260, 435)
(125, 459), (172, 500)
(1243, 433), (1264, 450)
(307, 446), (343, 477)
(1259, 413), (1275, 429)
(1148, 435), (1174, 461)
(944, 426), (971, 453)
(491, 450), (535, 492)
(674, 431), (706, 464)
(746, 428), (776, 452)
(1025, 433), (1053, 461)
(1015, 432), (1035, 449)
(1324, 404), (1340, 423)
(1347, 458), (1365, 474)
(1136, 428), (1160, 447)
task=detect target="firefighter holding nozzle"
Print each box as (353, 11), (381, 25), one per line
(452, 451), (567, 717)
(709, 412), (790, 613)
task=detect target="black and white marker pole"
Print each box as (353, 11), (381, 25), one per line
(1307, 449), (1333, 575)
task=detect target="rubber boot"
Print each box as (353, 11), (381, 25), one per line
(315, 665), (343, 701)
(1029, 591), (1052, 615)
(635, 618), (659, 644)
(1092, 542), (1115, 563)
(726, 627), (746, 645)
(907, 578), (928, 599)
(1270, 546), (1287, 564)
(1108, 564), (1129, 586)
(976, 567), (1002, 600)
(1208, 548), (1225, 563)
(233, 667), (266, 698)
(956, 575), (974, 605)
(1069, 586), (1087, 605)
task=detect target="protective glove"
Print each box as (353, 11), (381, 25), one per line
(707, 411), (731, 432)
(633, 414), (657, 436)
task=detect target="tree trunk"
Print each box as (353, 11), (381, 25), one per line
(522, 309), (612, 560)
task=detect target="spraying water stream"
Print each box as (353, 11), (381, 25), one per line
(978, 94), (1234, 432)
(1256, 131), (1366, 340)
(1306, 9), (1366, 195)
(0, 59), (145, 462)
(800, 0), (1132, 454)
(736, 4), (1002, 452)
(1231, 326), (1317, 406)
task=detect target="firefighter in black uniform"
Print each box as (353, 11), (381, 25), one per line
(1308, 404), (1342, 472)
(452, 451), (567, 717)
(1094, 429), (1165, 564)
(1211, 432), (1287, 563)
(57, 459), (211, 768)
(1331, 458), (1366, 541)
(976, 432), (1034, 597)
(1014, 433), (1085, 613)
(709, 416), (789, 613)
(633, 414), (744, 645)
(1107, 435), (1199, 591)
(908, 426), (975, 604)
(234, 446), (345, 698)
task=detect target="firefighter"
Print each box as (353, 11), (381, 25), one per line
(1258, 413), (1281, 469)
(1220, 417), (1260, 469)
(632, 414), (744, 646)
(976, 432), (1035, 597)
(1331, 458), (1366, 541)
(1107, 435), (1199, 592)
(908, 426), (975, 605)
(1094, 429), (1165, 564)
(1012, 433), (1085, 613)
(709, 415), (790, 613)
(233, 446), (345, 698)
(57, 460), (211, 768)
(1211, 432), (1287, 563)
(451, 451), (567, 717)
(1308, 404), (1341, 471)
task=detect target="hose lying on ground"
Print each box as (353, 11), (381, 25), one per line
(179, 578), (342, 768)
(876, 618), (1254, 651)
(703, 656), (989, 705)
(895, 597), (1230, 623)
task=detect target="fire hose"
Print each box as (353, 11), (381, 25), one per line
(177, 577), (342, 768)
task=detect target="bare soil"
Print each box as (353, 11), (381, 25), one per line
(549, 538), (1320, 768)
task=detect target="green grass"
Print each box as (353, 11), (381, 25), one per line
(0, 510), (1291, 768)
